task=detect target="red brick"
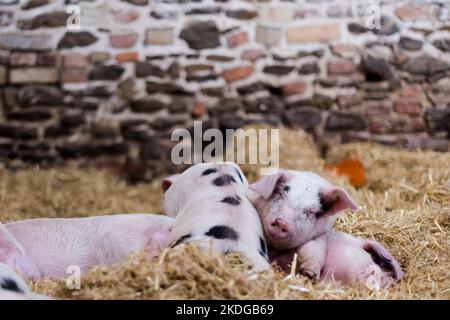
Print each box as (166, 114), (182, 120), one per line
(241, 49), (267, 61)
(226, 31), (248, 48)
(112, 9), (140, 24)
(36, 53), (57, 67)
(9, 52), (37, 67)
(282, 81), (307, 96)
(369, 117), (392, 134)
(222, 66), (254, 83)
(287, 23), (341, 43)
(110, 32), (139, 49)
(394, 99), (422, 115)
(63, 53), (87, 68)
(115, 51), (139, 63)
(400, 84), (422, 98)
(61, 69), (88, 83)
(365, 100), (392, 116)
(395, 4), (431, 21)
(327, 59), (356, 76)
(88, 52), (110, 64)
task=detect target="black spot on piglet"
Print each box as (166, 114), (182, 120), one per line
(260, 237), (268, 256)
(259, 251), (268, 260)
(212, 174), (236, 187)
(259, 236), (268, 259)
(235, 168), (244, 183)
(202, 168), (217, 176)
(205, 225), (239, 240)
(319, 193), (333, 213)
(171, 234), (192, 248)
(1, 278), (24, 294)
(221, 195), (241, 206)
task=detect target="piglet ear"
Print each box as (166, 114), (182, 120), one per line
(320, 187), (358, 216)
(161, 174), (179, 193)
(250, 172), (287, 200)
(0, 224), (20, 253)
(0, 222), (25, 263)
(364, 241), (404, 281)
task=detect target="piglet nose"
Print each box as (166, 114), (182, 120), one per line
(268, 218), (290, 240)
(273, 218), (289, 232)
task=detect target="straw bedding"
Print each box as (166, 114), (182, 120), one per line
(0, 127), (449, 299)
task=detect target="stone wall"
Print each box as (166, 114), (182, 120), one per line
(1, 0), (450, 180)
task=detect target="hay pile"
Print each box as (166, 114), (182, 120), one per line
(1, 127), (449, 299)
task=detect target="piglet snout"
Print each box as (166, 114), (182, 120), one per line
(267, 218), (291, 241)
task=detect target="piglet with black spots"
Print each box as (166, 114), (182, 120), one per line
(250, 170), (404, 288)
(162, 163), (270, 271)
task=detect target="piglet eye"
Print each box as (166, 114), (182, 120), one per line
(273, 185), (290, 199)
(305, 208), (318, 216)
(273, 188), (282, 198)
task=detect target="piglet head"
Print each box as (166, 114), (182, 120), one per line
(162, 162), (247, 218)
(251, 170), (358, 250)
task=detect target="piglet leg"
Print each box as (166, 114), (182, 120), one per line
(270, 234), (327, 280)
(296, 234), (328, 280)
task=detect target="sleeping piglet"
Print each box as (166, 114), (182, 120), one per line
(162, 162), (270, 271)
(250, 170), (404, 288)
(1, 214), (174, 280)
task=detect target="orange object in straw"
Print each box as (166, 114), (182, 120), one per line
(325, 159), (366, 188)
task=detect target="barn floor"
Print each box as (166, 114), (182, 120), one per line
(1, 128), (449, 300)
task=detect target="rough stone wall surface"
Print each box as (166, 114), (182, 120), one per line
(0, 0), (450, 180)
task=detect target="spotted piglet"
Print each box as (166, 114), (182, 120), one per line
(162, 163), (270, 271)
(250, 170), (404, 288)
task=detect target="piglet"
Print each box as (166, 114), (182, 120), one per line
(162, 162), (270, 271)
(250, 170), (404, 288)
(1, 214), (174, 279)
(0, 262), (49, 300)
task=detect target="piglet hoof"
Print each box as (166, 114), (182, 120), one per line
(299, 267), (320, 282)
